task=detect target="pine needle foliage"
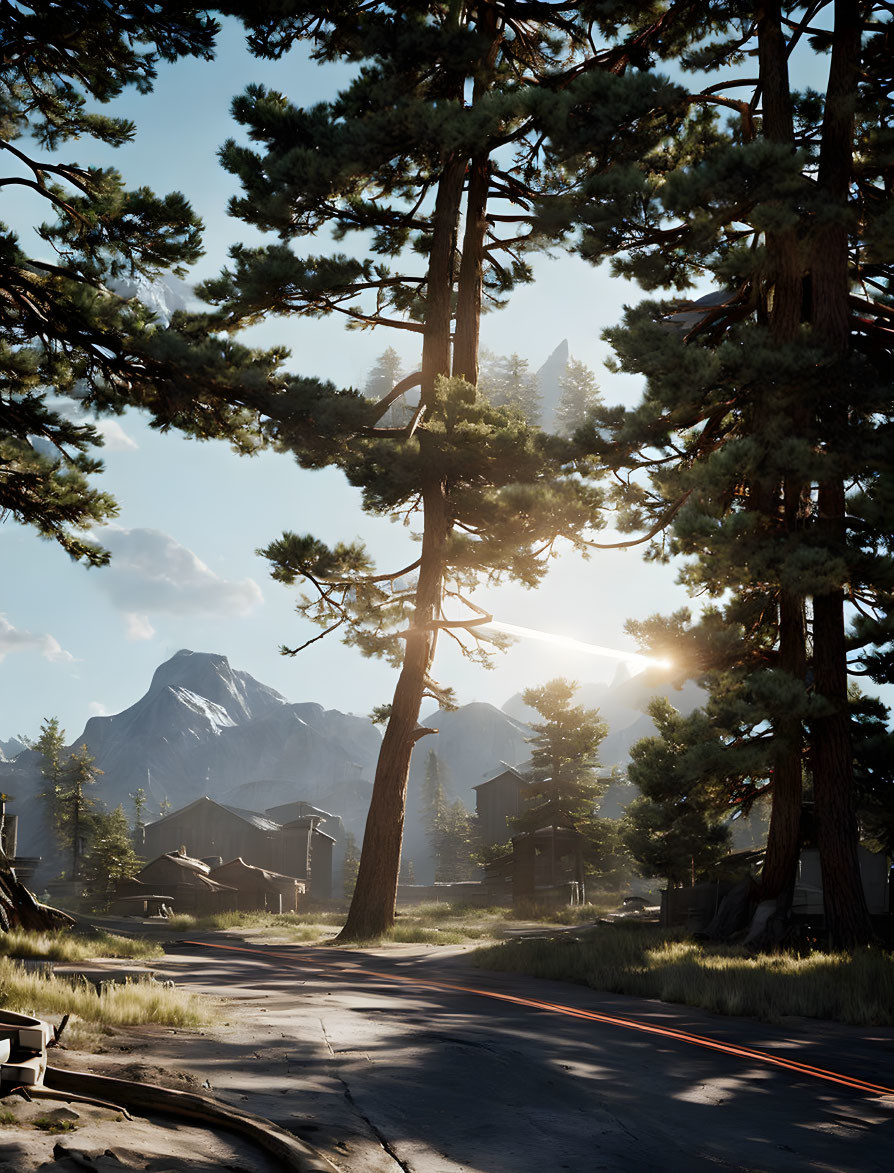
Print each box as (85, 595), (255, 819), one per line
(544, 1), (894, 947)
(200, 3), (689, 939)
(0, 2), (219, 563)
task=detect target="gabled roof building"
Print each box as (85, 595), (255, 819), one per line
(140, 796), (334, 900)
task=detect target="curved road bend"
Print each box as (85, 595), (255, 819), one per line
(154, 938), (894, 1173)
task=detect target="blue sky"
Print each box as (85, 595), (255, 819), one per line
(1, 18), (693, 743)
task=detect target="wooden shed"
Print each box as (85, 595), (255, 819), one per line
(209, 858), (305, 913)
(116, 850), (237, 915)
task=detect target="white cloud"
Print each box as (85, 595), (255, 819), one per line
(124, 613), (156, 642)
(0, 615), (74, 664)
(88, 701), (111, 717)
(90, 526), (263, 628)
(50, 399), (139, 452)
(94, 418), (139, 452)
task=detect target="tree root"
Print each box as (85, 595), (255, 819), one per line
(44, 1066), (339, 1173)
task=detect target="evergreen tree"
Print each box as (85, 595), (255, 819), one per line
(478, 351), (541, 425)
(622, 698), (733, 888)
(554, 359), (600, 438)
(365, 347), (412, 428)
(130, 787), (147, 834)
(436, 799), (477, 883)
(515, 678), (608, 837)
(0, 2), (219, 564)
(82, 805), (143, 905)
(622, 796), (731, 890)
(33, 716), (67, 843)
(421, 750), (448, 881)
(205, 4), (678, 939)
(57, 743), (101, 881)
(555, 1), (894, 947)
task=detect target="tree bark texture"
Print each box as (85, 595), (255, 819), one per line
(452, 154), (490, 384)
(338, 157), (467, 941)
(808, 0), (873, 947)
(760, 590), (805, 902)
(752, 1), (806, 915)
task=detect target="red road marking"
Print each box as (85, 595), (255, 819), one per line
(183, 939), (894, 1098)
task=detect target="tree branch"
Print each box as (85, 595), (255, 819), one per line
(281, 618), (346, 655)
(369, 370), (422, 422)
(586, 492), (692, 550)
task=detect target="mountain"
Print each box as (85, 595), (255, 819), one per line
(1, 650), (534, 881)
(1, 648), (703, 883)
(535, 339), (569, 431)
(0, 737), (27, 761)
(75, 650), (383, 814)
(416, 702), (532, 792)
(401, 701), (533, 880)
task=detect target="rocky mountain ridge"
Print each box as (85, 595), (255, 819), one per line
(2, 649), (701, 880)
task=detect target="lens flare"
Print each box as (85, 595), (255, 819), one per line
(486, 620), (671, 670)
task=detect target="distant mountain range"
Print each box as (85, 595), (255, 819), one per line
(2, 649), (701, 882)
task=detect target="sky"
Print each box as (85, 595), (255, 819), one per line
(0, 18), (697, 744)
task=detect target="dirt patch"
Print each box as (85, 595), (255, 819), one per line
(0, 1022), (287, 1173)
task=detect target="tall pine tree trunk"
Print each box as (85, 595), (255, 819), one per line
(453, 153), (490, 384)
(760, 590), (805, 902)
(339, 10), (503, 941)
(338, 157), (467, 941)
(809, 0), (872, 947)
(752, 1), (806, 918)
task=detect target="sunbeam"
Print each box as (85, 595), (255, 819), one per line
(485, 621), (671, 670)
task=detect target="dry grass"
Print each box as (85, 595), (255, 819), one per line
(0, 929), (162, 962)
(0, 957), (207, 1027)
(163, 909), (342, 940)
(509, 899), (617, 924)
(163, 904), (507, 944)
(472, 925), (894, 1025)
(158, 899), (628, 946)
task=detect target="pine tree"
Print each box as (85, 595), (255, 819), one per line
(623, 795), (731, 891)
(514, 678), (608, 837)
(365, 348), (411, 428)
(436, 799), (477, 882)
(33, 717), (67, 844)
(205, 4), (680, 939)
(130, 787), (147, 834)
(622, 698), (733, 888)
(421, 750), (448, 881)
(849, 688), (894, 856)
(0, 3), (219, 564)
(57, 743), (102, 881)
(554, 359), (600, 438)
(557, 1), (894, 947)
(478, 351), (541, 426)
(82, 805), (143, 905)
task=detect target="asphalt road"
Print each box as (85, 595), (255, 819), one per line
(153, 936), (894, 1173)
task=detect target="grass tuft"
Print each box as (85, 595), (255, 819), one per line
(472, 926), (894, 1025)
(34, 1117), (78, 1133)
(0, 957), (206, 1027)
(162, 910), (343, 937)
(0, 930), (162, 962)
